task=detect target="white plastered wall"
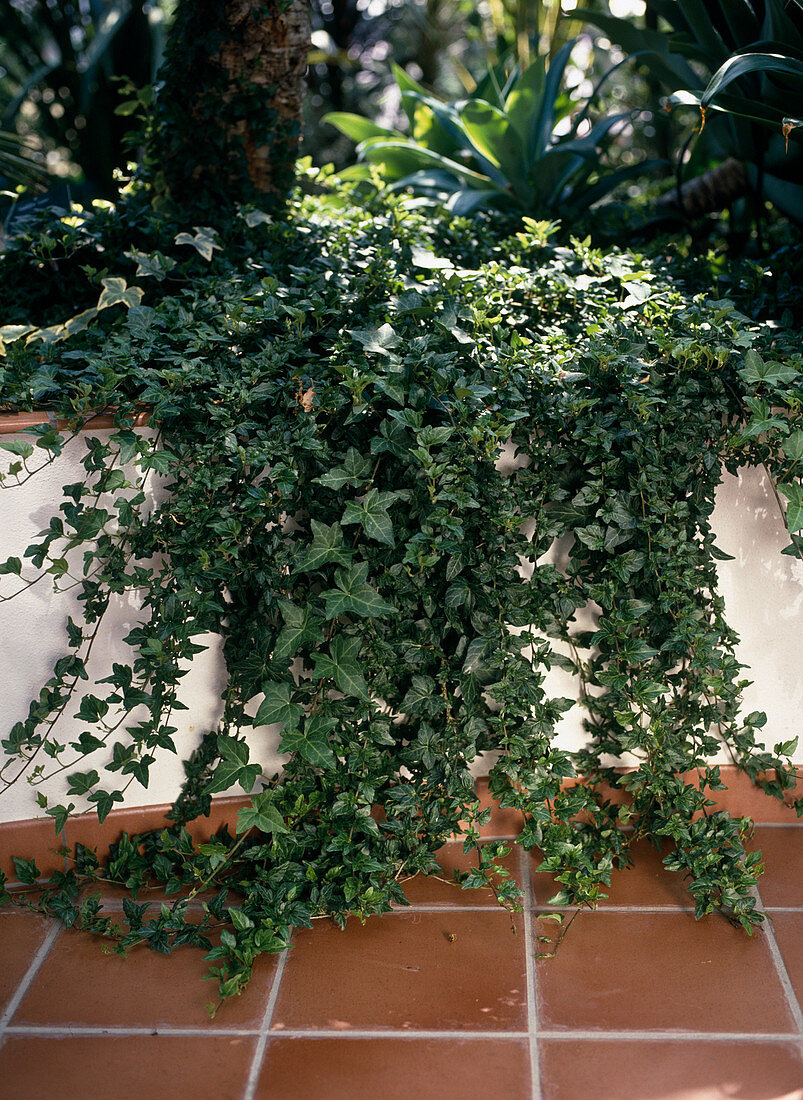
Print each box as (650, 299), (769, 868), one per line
(0, 433), (801, 823)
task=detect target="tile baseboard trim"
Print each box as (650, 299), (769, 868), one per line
(0, 407), (151, 435)
(1, 767), (799, 884)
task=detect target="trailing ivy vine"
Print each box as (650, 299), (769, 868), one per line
(0, 176), (801, 1010)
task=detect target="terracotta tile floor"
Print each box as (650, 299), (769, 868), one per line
(1, 825), (801, 1098)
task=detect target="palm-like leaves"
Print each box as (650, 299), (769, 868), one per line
(326, 43), (655, 218)
(579, 0), (803, 218)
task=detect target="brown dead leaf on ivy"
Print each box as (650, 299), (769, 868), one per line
(295, 377), (315, 412)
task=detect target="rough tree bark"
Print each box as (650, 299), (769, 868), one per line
(148, 0), (311, 218)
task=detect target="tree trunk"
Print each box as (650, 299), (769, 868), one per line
(657, 157), (749, 220)
(149, 0), (310, 218)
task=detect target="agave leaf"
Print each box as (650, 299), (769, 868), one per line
(459, 99), (524, 182)
(530, 40), (576, 161)
(505, 58), (547, 149)
(448, 187), (509, 215)
(567, 158), (668, 212)
(532, 146), (589, 210)
(474, 57), (513, 110)
(362, 140), (497, 189)
(324, 112), (400, 145)
(676, 0), (730, 58)
(399, 91), (509, 185)
(400, 91), (467, 152)
(718, 0), (763, 49)
(764, 0), (803, 50)
(702, 50), (803, 110)
(391, 63), (430, 128)
(386, 168), (466, 197)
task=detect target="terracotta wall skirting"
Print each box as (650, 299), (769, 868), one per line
(1, 768), (800, 884)
(0, 407), (151, 435)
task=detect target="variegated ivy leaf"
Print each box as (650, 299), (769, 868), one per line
(97, 278), (144, 311)
(174, 226), (221, 261)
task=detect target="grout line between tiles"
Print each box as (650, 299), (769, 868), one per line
(520, 844), (541, 1100)
(0, 920), (61, 1037)
(755, 884), (803, 1036)
(243, 939), (293, 1100)
(5, 1025), (259, 1037)
(536, 1029), (803, 1042)
(210, 1028), (532, 1040)
(4, 1023), (800, 1041)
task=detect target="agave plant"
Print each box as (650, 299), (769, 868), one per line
(578, 0), (803, 220)
(325, 41), (655, 219)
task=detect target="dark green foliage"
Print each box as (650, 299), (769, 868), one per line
(0, 0), (162, 195)
(1, 177), (801, 1009)
(580, 0), (803, 219)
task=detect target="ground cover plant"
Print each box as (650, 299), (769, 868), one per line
(1, 166), (801, 1009)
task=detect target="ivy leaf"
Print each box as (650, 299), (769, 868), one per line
(739, 350), (800, 387)
(72, 731), (106, 755)
(174, 226), (221, 262)
(0, 438), (35, 459)
(349, 322), (401, 356)
(778, 482), (803, 532)
(236, 790), (289, 835)
(97, 278), (144, 311)
(12, 857), (40, 884)
(463, 636), (491, 674)
(781, 430), (803, 463)
(140, 449), (175, 474)
(313, 448), (372, 490)
(294, 521), (354, 572)
(45, 803), (75, 832)
(739, 398), (787, 439)
(124, 249), (176, 280)
(323, 563), (396, 620)
(74, 695), (110, 724)
(312, 635), (370, 699)
(253, 681), (303, 730)
(66, 769), (100, 795)
(279, 714), (337, 770)
(87, 788), (125, 823)
(206, 736), (262, 794)
(273, 602), (325, 662)
(341, 489), (398, 546)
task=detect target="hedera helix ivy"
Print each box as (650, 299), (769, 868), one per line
(0, 176), (801, 1010)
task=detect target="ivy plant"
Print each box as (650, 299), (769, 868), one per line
(0, 175), (800, 1012)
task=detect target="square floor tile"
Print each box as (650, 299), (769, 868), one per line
(272, 910), (527, 1032)
(749, 827), (803, 908)
(0, 911), (54, 1014)
(530, 836), (694, 909)
(10, 926), (277, 1028)
(256, 1037), (531, 1099)
(0, 1035), (255, 1100)
(536, 911), (796, 1034)
(539, 1038), (803, 1100)
(770, 911), (803, 1004)
(399, 841), (521, 907)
